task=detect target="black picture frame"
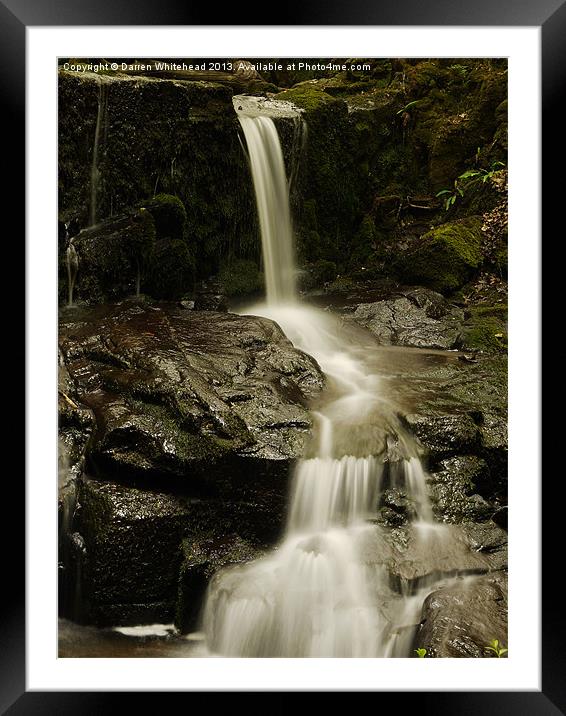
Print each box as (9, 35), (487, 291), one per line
(10, 0), (557, 711)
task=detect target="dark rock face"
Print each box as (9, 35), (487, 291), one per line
(413, 571), (508, 657)
(427, 456), (494, 523)
(58, 72), (258, 281)
(59, 301), (324, 625)
(352, 288), (464, 349)
(60, 210), (156, 304)
(78, 478), (192, 625)
(404, 413), (481, 463)
(59, 302), (324, 482)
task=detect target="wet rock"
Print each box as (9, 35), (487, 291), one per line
(413, 571), (508, 657)
(459, 522), (507, 570)
(194, 277), (228, 311)
(77, 477), (193, 624)
(176, 534), (263, 633)
(404, 413), (481, 463)
(352, 287), (464, 349)
(58, 355), (95, 483)
(59, 302), (324, 483)
(77, 477), (279, 626)
(491, 506), (508, 531)
(58, 71), (257, 281)
(361, 524), (504, 587)
(427, 456), (494, 523)
(377, 488), (411, 526)
(60, 209), (157, 304)
(479, 411), (508, 496)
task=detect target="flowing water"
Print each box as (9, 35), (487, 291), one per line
(90, 80), (108, 227)
(200, 110), (462, 657)
(59, 102), (491, 659)
(66, 240), (78, 307)
(238, 113), (297, 303)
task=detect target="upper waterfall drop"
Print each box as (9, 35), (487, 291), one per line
(237, 109), (298, 304)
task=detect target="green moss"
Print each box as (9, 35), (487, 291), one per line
(128, 399), (230, 463)
(395, 217), (483, 294)
(219, 258), (263, 297)
(461, 304), (507, 352)
(275, 84), (339, 112)
(142, 193), (187, 241)
(326, 276), (356, 294)
(311, 259), (337, 284)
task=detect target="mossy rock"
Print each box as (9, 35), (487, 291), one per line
(145, 237), (195, 299)
(460, 304), (507, 353)
(395, 217), (483, 294)
(219, 258), (263, 297)
(275, 83), (341, 112)
(142, 193), (187, 241)
(60, 208), (156, 304)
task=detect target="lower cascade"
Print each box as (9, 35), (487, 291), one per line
(200, 108), (448, 657)
(201, 303), (445, 657)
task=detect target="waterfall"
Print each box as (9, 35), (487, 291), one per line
(66, 239), (78, 307)
(201, 103), (442, 657)
(90, 80), (108, 227)
(238, 115), (296, 303)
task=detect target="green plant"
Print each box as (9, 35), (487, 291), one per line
(396, 100), (421, 115)
(457, 161), (506, 187)
(436, 181), (464, 211)
(485, 639), (508, 658)
(415, 648), (427, 658)
(436, 161), (506, 211)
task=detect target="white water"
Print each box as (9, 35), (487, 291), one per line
(238, 115), (297, 303)
(66, 241), (78, 307)
(202, 112), (447, 657)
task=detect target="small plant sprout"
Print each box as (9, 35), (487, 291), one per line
(415, 648), (427, 658)
(396, 100), (421, 115)
(485, 639), (508, 658)
(436, 182), (464, 211)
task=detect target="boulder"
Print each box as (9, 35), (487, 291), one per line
(75, 476), (279, 627)
(394, 217), (483, 294)
(404, 412), (481, 464)
(59, 301), (324, 483)
(427, 456), (494, 523)
(413, 571), (508, 657)
(352, 287), (464, 349)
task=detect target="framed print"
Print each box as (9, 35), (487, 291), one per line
(11, 1), (558, 711)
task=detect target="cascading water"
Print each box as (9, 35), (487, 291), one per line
(201, 103), (456, 657)
(66, 238), (78, 307)
(238, 114), (297, 304)
(90, 79), (108, 227)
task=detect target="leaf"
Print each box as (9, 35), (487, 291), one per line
(396, 100), (421, 115)
(436, 190), (452, 197)
(499, 648), (508, 656)
(459, 170), (481, 180)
